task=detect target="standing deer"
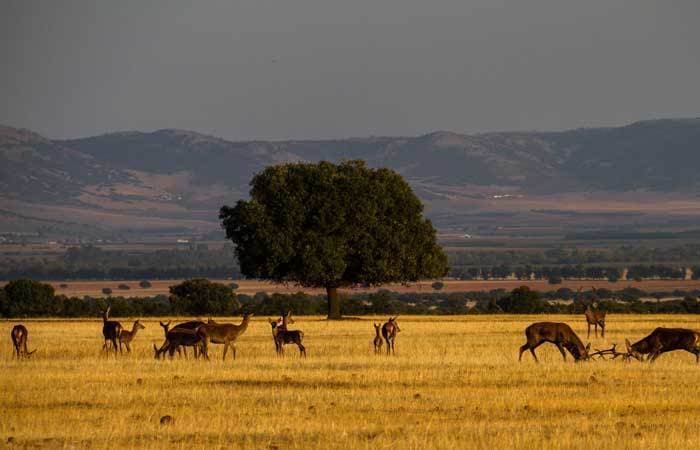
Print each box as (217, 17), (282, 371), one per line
(154, 325), (209, 360)
(204, 313), (253, 360)
(118, 319), (145, 353)
(381, 317), (400, 355)
(269, 318), (306, 357)
(373, 323), (383, 353)
(625, 328), (700, 363)
(157, 320), (205, 358)
(519, 322), (591, 362)
(101, 306), (122, 355)
(584, 303), (606, 338)
(11, 324), (36, 359)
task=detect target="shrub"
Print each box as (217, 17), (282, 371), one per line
(139, 280), (152, 288)
(102, 288), (113, 296)
(118, 284), (131, 290)
(431, 281), (445, 291)
(59, 283), (68, 288)
(548, 275), (562, 285)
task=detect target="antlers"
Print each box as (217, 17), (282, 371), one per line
(588, 344), (630, 361)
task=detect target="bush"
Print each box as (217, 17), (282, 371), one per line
(169, 278), (240, 315)
(230, 282), (239, 290)
(139, 280), (152, 288)
(2, 279), (56, 317)
(117, 284), (131, 290)
(431, 281), (444, 291)
(548, 275), (562, 285)
(59, 283), (68, 288)
(102, 288), (113, 296)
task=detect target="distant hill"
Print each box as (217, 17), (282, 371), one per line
(2, 118), (700, 238)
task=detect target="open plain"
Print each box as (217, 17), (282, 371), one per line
(3, 315), (700, 449)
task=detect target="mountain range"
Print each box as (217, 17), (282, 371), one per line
(2, 118), (700, 239)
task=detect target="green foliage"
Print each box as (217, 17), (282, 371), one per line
(220, 160), (448, 318)
(169, 278), (240, 316)
(548, 275), (562, 285)
(102, 288), (112, 295)
(139, 280), (152, 288)
(2, 279), (56, 317)
(117, 284), (130, 290)
(497, 286), (548, 313)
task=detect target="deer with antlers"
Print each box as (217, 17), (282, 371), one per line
(625, 327), (700, 363)
(204, 313), (253, 361)
(11, 324), (36, 359)
(381, 317), (401, 355)
(583, 287), (606, 338)
(117, 319), (145, 354)
(101, 306), (122, 355)
(373, 323), (383, 353)
(269, 316), (306, 357)
(519, 322), (591, 362)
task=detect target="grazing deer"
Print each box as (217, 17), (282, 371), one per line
(269, 318), (306, 357)
(584, 303), (606, 338)
(101, 306), (122, 355)
(373, 323), (383, 353)
(158, 320), (205, 358)
(381, 317), (400, 355)
(11, 324), (36, 359)
(625, 328), (700, 363)
(118, 319), (145, 353)
(204, 313), (253, 360)
(154, 325), (209, 360)
(519, 322), (591, 362)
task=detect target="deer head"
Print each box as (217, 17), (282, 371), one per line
(134, 320), (145, 331)
(625, 339), (643, 361)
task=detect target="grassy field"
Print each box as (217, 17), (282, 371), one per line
(3, 315), (700, 449)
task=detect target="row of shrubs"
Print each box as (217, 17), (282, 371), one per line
(3, 279), (700, 318)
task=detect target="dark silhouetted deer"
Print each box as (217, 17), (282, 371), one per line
(154, 325), (209, 360)
(625, 328), (700, 363)
(11, 324), (36, 359)
(381, 317), (400, 355)
(269, 318), (306, 357)
(118, 319), (145, 353)
(204, 313), (253, 360)
(519, 322), (591, 362)
(101, 306), (122, 355)
(373, 323), (383, 353)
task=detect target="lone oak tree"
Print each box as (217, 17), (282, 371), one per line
(219, 160), (448, 319)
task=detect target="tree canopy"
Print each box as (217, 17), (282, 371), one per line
(169, 278), (240, 316)
(219, 160), (448, 319)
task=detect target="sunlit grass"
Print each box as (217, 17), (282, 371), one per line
(2, 315), (700, 449)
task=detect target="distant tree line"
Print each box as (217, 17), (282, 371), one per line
(3, 279), (700, 318)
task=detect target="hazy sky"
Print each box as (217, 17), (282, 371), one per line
(2, 0), (699, 140)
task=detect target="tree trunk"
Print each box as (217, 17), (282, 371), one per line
(326, 286), (341, 320)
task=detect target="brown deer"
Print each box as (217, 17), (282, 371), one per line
(519, 322), (591, 362)
(11, 324), (36, 359)
(584, 287), (606, 338)
(269, 318), (306, 357)
(204, 313), (253, 360)
(381, 317), (400, 355)
(625, 328), (700, 363)
(118, 319), (145, 353)
(158, 320), (205, 358)
(101, 306), (122, 355)
(373, 323), (383, 353)
(154, 325), (209, 360)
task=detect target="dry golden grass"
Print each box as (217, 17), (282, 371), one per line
(3, 315), (700, 449)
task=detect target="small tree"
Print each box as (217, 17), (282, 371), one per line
(139, 280), (152, 288)
(497, 286), (546, 313)
(220, 161), (448, 319)
(431, 281), (445, 291)
(548, 275), (562, 285)
(2, 279), (55, 317)
(102, 288), (113, 296)
(118, 284), (131, 290)
(169, 278), (240, 315)
(230, 282), (239, 291)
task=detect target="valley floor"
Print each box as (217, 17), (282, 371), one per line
(3, 315), (700, 449)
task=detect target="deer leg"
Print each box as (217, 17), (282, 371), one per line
(556, 342), (567, 361)
(112, 338), (119, 355)
(232, 343), (237, 360)
(519, 343), (530, 362)
(222, 341), (229, 361)
(587, 323), (591, 339)
(600, 322), (605, 338)
(299, 342), (306, 357)
(126, 342), (131, 353)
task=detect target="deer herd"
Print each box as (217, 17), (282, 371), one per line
(7, 296), (700, 364)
